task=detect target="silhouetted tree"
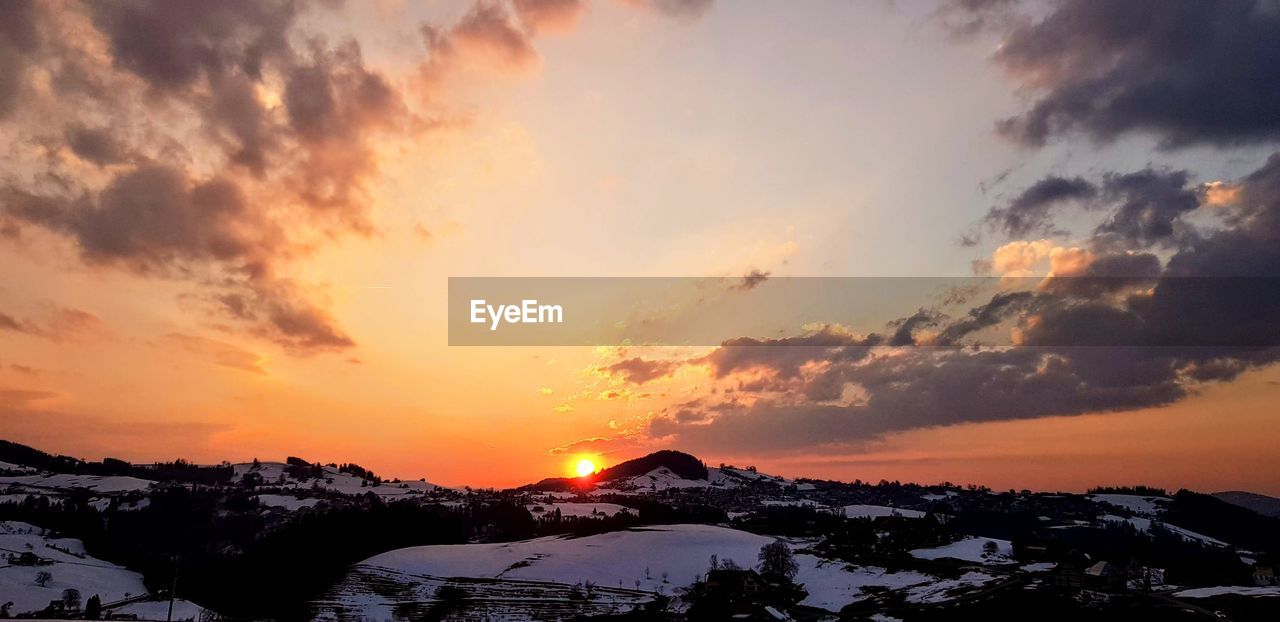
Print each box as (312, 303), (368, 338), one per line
(758, 540), (798, 579)
(84, 595), (101, 619)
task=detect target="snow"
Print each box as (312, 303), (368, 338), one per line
(0, 521), (148, 616)
(1174, 586), (1280, 598)
(793, 556), (931, 610)
(0, 461), (36, 473)
(904, 571), (998, 603)
(340, 525), (996, 616)
(842, 504), (926, 519)
(1099, 515), (1229, 547)
(593, 465), (789, 493)
(109, 599), (207, 621)
(0, 473), (153, 493)
(1088, 494), (1168, 516)
(526, 502), (636, 518)
(362, 524), (772, 593)
(1021, 562), (1056, 572)
(910, 537), (1014, 564)
(232, 462), (439, 497)
(256, 494), (322, 511)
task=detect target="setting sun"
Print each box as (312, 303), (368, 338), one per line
(575, 458), (598, 477)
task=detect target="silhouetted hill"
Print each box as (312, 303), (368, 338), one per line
(522, 450), (708, 491)
(0, 439), (232, 484)
(1213, 490), (1280, 517)
(1167, 490), (1280, 553)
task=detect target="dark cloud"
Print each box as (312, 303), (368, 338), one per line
(0, 312), (31, 334)
(887, 308), (944, 346)
(0, 1), (417, 353)
(0, 0), (40, 120)
(606, 357), (678, 384)
(983, 175), (1097, 238)
(1094, 169), (1199, 248)
(950, 0), (1280, 147)
(733, 269), (770, 291)
(65, 124), (129, 166)
(641, 148), (1280, 453)
(87, 0), (299, 92)
(625, 0), (714, 20)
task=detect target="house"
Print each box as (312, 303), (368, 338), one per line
(1083, 560), (1127, 591)
(1255, 564), (1278, 586)
(1051, 551), (1128, 600)
(705, 568), (764, 596)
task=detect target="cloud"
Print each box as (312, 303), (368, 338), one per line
(423, 2), (541, 77)
(0, 388), (58, 409)
(623, 0), (714, 20)
(732, 269), (770, 291)
(548, 435), (635, 455)
(0, 1), (420, 353)
(513, 0), (586, 35)
(0, 305), (111, 341)
(983, 176), (1097, 238)
(634, 148), (1280, 454)
(1093, 169), (1200, 248)
(0, 311), (34, 334)
(166, 333), (268, 375)
(946, 0), (1280, 147)
(606, 356), (679, 384)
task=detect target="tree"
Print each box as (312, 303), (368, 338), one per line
(62, 588), (81, 610)
(758, 540), (798, 580)
(34, 571), (52, 587)
(84, 595), (102, 620)
(982, 540), (999, 557)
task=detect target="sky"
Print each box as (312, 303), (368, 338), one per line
(2, 0), (1280, 493)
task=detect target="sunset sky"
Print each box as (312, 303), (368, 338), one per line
(3, 0), (1280, 494)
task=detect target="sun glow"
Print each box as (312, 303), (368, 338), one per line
(575, 458), (598, 477)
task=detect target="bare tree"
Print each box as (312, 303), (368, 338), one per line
(62, 588), (81, 610)
(34, 571), (52, 587)
(758, 540), (798, 579)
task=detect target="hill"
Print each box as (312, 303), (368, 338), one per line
(1213, 491), (1280, 518)
(523, 450), (709, 491)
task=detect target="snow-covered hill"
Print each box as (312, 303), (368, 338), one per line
(0, 521), (146, 616)
(314, 524), (1005, 620)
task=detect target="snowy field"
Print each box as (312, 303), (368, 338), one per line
(316, 524), (1011, 619)
(0, 473), (153, 493)
(256, 494), (323, 511)
(0, 521), (147, 616)
(1087, 494), (1169, 516)
(232, 462), (439, 497)
(590, 466), (790, 494)
(910, 537), (1014, 564)
(1174, 586), (1280, 598)
(108, 599), (207, 621)
(842, 504), (927, 519)
(1098, 515), (1229, 547)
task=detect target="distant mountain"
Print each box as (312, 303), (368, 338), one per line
(1213, 490), (1280, 517)
(523, 450), (709, 491)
